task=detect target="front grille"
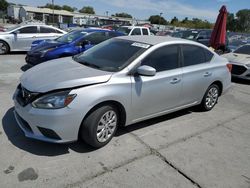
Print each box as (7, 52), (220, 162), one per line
(16, 84), (39, 106)
(15, 112), (33, 133)
(231, 65), (247, 75)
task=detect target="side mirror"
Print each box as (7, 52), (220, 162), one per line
(12, 30), (20, 35)
(137, 65), (156, 76)
(81, 40), (91, 47)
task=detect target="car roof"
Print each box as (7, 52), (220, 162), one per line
(71, 28), (114, 33)
(116, 35), (196, 46)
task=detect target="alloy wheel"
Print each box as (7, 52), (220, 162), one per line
(0, 42), (8, 54)
(205, 87), (219, 109)
(96, 110), (117, 143)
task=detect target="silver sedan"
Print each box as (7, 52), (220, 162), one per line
(13, 36), (231, 148)
(0, 24), (66, 54)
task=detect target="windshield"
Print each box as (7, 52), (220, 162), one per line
(116, 27), (131, 35)
(74, 38), (150, 72)
(56, 30), (88, 43)
(182, 31), (198, 39)
(234, 45), (250, 55)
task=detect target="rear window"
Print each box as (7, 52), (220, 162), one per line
(142, 29), (149, 35)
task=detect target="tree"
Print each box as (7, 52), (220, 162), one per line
(0, 0), (9, 12)
(39, 3), (62, 10)
(62, 5), (74, 12)
(79, 6), (95, 14)
(227, 12), (238, 32)
(170, 16), (178, 25)
(236, 9), (250, 32)
(112, 12), (132, 18)
(148, 15), (167, 25)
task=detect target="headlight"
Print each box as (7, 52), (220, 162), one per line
(40, 48), (54, 57)
(32, 91), (76, 109)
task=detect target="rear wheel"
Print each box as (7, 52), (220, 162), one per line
(200, 84), (220, 111)
(81, 105), (119, 148)
(0, 41), (9, 55)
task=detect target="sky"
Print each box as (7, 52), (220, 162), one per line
(9, 0), (250, 22)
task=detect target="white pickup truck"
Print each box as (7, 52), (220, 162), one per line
(117, 26), (151, 36)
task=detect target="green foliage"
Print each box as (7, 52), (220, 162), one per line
(0, 0), (9, 12)
(170, 17), (213, 29)
(227, 9), (250, 33)
(39, 3), (75, 12)
(79, 6), (95, 14)
(62, 5), (74, 12)
(112, 12), (132, 18)
(148, 15), (168, 25)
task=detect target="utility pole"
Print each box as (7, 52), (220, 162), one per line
(106, 11), (109, 17)
(159, 12), (163, 25)
(52, 0), (55, 25)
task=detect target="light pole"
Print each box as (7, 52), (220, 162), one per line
(52, 0), (55, 25)
(106, 11), (109, 17)
(159, 12), (163, 25)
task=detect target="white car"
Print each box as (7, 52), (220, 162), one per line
(0, 23), (67, 54)
(117, 26), (150, 36)
(222, 44), (250, 80)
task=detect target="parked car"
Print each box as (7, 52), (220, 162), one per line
(0, 26), (5, 32)
(172, 29), (229, 48)
(222, 44), (250, 80)
(0, 24), (66, 54)
(13, 36), (231, 148)
(25, 28), (124, 65)
(117, 26), (150, 36)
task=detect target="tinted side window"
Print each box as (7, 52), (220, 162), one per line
(131, 28), (141, 35)
(142, 29), (148, 35)
(84, 32), (108, 45)
(40, 27), (56, 33)
(182, 45), (206, 67)
(204, 49), (214, 62)
(141, 45), (179, 72)
(18, 26), (37, 34)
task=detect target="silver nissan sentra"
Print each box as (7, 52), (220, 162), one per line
(13, 36), (231, 148)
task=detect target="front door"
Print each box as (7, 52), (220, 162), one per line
(131, 44), (182, 122)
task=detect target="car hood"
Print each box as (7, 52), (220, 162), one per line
(222, 53), (250, 65)
(29, 40), (66, 53)
(20, 57), (113, 93)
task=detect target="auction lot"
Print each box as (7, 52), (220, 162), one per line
(0, 54), (250, 188)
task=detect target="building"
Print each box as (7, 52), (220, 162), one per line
(7, 5), (21, 20)
(7, 5), (150, 27)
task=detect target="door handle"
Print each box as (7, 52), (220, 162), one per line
(32, 36), (37, 38)
(204, 72), (212, 77)
(170, 78), (181, 84)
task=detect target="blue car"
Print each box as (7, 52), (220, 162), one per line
(25, 28), (124, 65)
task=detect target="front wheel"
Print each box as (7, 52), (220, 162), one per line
(81, 105), (119, 148)
(200, 84), (220, 111)
(0, 41), (10, 55)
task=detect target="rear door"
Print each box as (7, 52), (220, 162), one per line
(38, 26), (63, 40)
(131, 44), (183, 122)
(180, 44), (214, 105)
(12, 26), (38, 51)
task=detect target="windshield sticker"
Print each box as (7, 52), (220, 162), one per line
(131, 42), (150, 49)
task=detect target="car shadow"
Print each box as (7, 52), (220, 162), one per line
(20, 64), (32, 72)
(232, 77), (250, 85)
(2, 107), (95, 156)
(115, 108), (193, 136)
(2, 106), (196, 156)
(8, 51), (27, 55)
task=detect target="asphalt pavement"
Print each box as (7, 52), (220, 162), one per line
(0, 53), (250, 188)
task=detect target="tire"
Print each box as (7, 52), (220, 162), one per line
(81, 105), (119, 148)
(199, 84), (220, 111)
(0, 41), (10, 55)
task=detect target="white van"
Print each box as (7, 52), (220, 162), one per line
(117, 26), (150, 36)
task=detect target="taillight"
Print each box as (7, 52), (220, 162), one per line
(227, 64), (232, 72)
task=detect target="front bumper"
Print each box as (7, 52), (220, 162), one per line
(13, 89), (83, 143)
(25, 53), (49, 66)
(231, 63), (250, 80)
